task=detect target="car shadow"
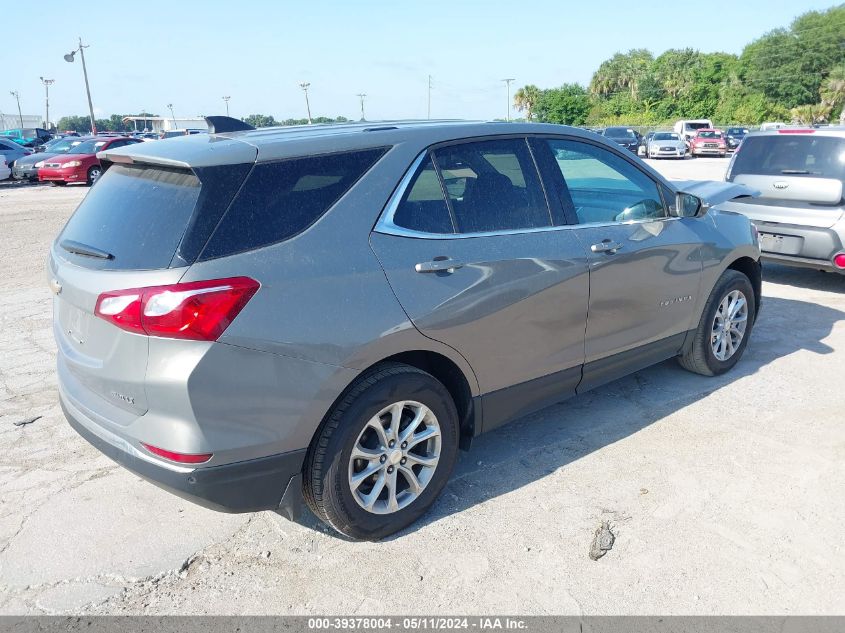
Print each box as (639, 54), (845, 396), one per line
(288, 295), (844, 540)
(763, 263), (844, 292)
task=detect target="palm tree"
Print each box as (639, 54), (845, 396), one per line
(790, 103), (832, 125)
(820, 64), (845, 123)
(513, 85), (541, 121)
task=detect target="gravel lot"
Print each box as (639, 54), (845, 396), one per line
(0, 158), (843, 615)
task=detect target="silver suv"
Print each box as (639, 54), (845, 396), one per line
(50, 119), (761, 540)
(723, 127), (845, 273)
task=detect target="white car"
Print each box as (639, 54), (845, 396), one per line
(0, 155), (11, 181)
(648, 132), (687, 159)
(674, 119), (713, 144)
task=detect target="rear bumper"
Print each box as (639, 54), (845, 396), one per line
(61, 396), (307, 516)
(750, 219), (844, 269)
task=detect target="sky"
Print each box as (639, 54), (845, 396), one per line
(2, 0), (839, 125)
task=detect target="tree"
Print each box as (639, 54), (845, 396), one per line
(513, 85), (542, 121)
(820, 64), (845, 123)
(534, 84), (591, 125)
(243, 114), (277, 128)
(790, 103), (832, 124)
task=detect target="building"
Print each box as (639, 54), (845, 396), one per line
(0, 113), (44, 131)
(121, 116), (206, 133)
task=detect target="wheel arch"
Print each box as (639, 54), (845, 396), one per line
(726, 256), (762, 320)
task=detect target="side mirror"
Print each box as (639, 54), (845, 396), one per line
(676, 192), (709, 218)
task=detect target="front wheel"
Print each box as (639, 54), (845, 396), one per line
(303, 363), (459, 540)
(87, 165), (101, 186)
(679, 269), (755, 376)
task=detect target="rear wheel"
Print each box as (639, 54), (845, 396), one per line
(679, 269), (755, 376)
(303, 363), (459, 540)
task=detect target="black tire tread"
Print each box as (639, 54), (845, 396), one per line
(302, 362), (440, 535)
(679, 269), (754, 376)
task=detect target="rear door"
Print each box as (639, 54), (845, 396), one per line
(370, 137), (589, 428)
(537, 137), (702, 389)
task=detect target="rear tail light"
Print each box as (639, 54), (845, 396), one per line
(95, 276), (259, 341)
(778, 129), (815, 134)
(141, 442), (212, 464)
(833, 253), (845, 269)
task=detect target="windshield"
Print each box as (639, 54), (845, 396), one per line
(67, 139), (109, 154)
(653, 133), (680, 141)
(49, 139), (85, 154)
(698, 131), (722, 139)
(605, 127), (636, 138)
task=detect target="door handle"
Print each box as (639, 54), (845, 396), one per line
(415, 258), (464, 273)
(590, 240), (624, 254)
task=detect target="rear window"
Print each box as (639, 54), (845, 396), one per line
(58, 165), (202, 270)
(730, 135), (845, 180)
(199, 147), (387, 260)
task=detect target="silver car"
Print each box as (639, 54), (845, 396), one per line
(647, 132), (687, 159)
(723, 127), (845, 273)
(50, 119), (761, 540)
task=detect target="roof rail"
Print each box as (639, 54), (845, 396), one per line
(204, 116), (255, 134)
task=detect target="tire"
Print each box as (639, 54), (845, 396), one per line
(679, 269), (755, 376)
(303, 363), (459, 540)
(86, 166), (101, 186)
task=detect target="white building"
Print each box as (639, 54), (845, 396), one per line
(0, 113), (44, 131)
(121, 116), (207, 133)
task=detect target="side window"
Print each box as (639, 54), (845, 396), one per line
(393, 155), (454, 234)
(201, 147), (387, 260)
(432, 138), (551, 233)
(546, 139), (668, 224)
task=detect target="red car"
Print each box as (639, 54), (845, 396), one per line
(690, 129), (727, 158)
(38, 136), (142, 186)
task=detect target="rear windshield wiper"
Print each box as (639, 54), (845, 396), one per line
(60, 239), (114, 260)
(780, 169), (811, 174)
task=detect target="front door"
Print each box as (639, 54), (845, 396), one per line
(370, 137), (590, 429)
(538, 137), (703, 389)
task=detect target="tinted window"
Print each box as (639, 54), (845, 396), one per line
(432, 138), (550, 233)
(58, 165), (201, 270)
(69, 139), (108, 154)
(730, 135), (845, 181)
(604, 127), (636, 138)
(393, 155), (454, 233)
(546, 139), (667, 224)
(201, 148), (386, 259)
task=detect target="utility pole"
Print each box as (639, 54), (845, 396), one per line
(222, 96), (230, 116)
(9, 91), (23, 128)
(64, 38), (97, 134)
(357, 93), (367, 121)
(40, 78), (54, 129)
(167, 103), (176, 128)
(300, 82), (312, 124)
(427, 75), (432, 119)
(502, 78), (515, 122)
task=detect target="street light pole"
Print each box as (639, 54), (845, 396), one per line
(39, 78), (54, 129)
(64, 38), (97, 134)
(222, 96), (230, 116)
(9, 91), (23, 128)
(167, 103), (176, 128)
(357, 93), (367, 121)
(300, 83), (312, 124)
(502, 78), (515, 122)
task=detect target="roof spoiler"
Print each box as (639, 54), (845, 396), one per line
(204, 116), (255, 134)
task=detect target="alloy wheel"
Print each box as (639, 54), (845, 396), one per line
(711, 289), (748, 361)
(348, 400), (441, 515)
